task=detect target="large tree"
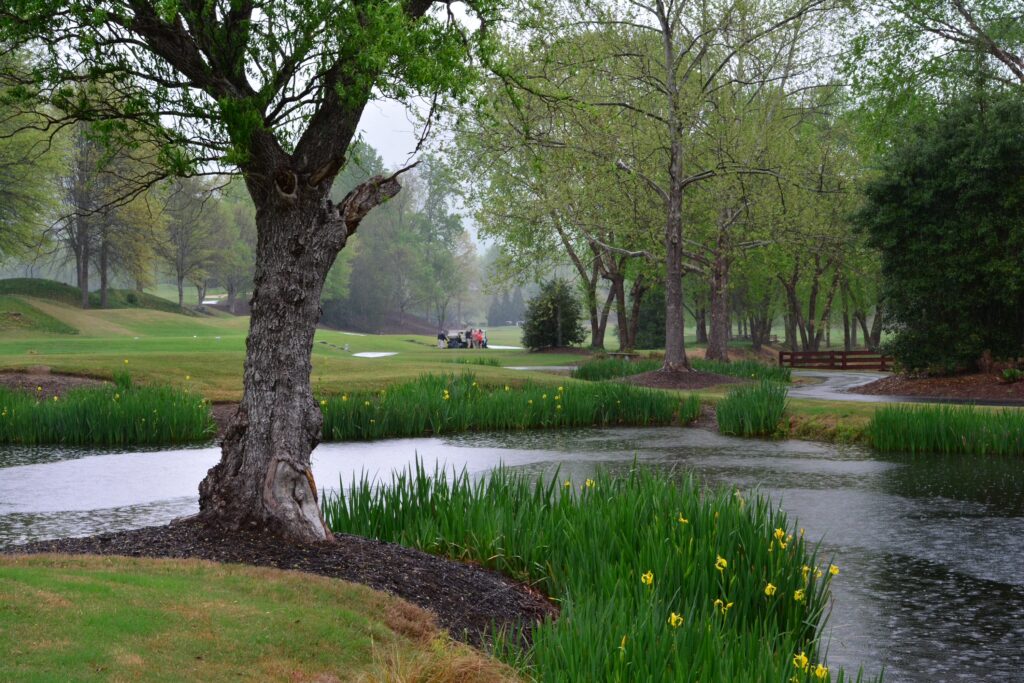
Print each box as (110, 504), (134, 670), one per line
(1, 0), (495, 541)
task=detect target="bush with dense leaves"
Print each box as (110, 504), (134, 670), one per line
(521, 278), (586, 350)
(858, 90), (1024, 373)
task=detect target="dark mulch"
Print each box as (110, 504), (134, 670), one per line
(852, 373), (1024, 404)
(624, 369), (742, 391)
(0, 368), (107, 396)
(8, 520), (557, 648)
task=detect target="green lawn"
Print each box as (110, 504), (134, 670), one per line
(0, 554), (516, 683)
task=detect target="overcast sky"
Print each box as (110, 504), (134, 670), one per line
(356, 98), (423, 170)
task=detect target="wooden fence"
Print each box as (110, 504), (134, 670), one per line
(778, 350), (894, 371)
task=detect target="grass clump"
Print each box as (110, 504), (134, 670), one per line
(868, 404), (1024, 456)
(319, 372), (700, 441)
(324, 463), (860, 682)
(692, 358), (791, 383)
(716, 381), (789, 437)
(0, 373), (214, 446)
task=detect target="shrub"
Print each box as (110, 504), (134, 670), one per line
(857, 92), (1024, 373)
(1002, 368), (1023, 383)
(868, 404), (1024, 456)
(324, 463), (854, 682)
(716, 381), (789, 437)
(318, 372), (700, 441)
(521, 279), (585, 350)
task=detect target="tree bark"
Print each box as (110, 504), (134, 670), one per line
(99, 227), (109, 309)
(177, 276), (185, 308)
(706, 251), (730, 362)
(627, 276), (647, 351)
(198, 174), (400, 542)
(695, 305), (708, 344)
(592, 286), (615, 351)
(79, 229), (90, 310)
(610, 275), (630, 351)
(867, 305), (884, 351)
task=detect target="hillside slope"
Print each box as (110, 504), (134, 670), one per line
(0, 278), (191, 315)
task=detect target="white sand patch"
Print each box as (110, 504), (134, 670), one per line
(488, 345), (522, 350)
(352, 351), (398, 358)
(340, 332), (367, 336)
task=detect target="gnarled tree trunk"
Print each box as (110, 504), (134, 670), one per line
(198, 175), (400, 542)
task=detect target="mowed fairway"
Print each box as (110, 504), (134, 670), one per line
(0, 297), (585, 401)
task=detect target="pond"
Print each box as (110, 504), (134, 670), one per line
(1, 427), (1022, 682)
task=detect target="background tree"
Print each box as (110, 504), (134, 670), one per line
(154, 178), (219, 308)
(522, 278), (585, 350)
(0, 51), (60, 260)
(858, 89), (1024, 373)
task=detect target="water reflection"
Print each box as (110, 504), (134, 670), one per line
(1, 427), (1022, 682)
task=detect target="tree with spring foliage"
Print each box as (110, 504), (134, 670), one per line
(0, 0), (497, 541)
(522, 278), (585, 350)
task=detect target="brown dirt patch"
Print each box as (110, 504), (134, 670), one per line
(8, 520), (558, 650)
(0, 368), (107, 396)
(623, 369), (742, 391)
(852, 373), (1024, 404)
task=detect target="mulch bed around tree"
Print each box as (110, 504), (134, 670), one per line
(851, 373), (1024, 404)
(8, 520), (558, 649)
(0, 368), (107, 396)
(623, 369), (742, 391)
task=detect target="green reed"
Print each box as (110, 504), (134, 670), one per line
(319, 373), (700, 441)
(324, 463), (867, 682)
(0, 383), (214, 446)
(716, 381), (789, 437)
(869, 404), (1024, 456)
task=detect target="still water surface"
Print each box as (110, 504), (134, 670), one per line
(1, 427), (1022, 682)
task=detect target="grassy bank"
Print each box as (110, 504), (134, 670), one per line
(717, 381), (789, 437)
(571, 356), (791, 383)
(324, 464), (861, 682)
(0, 277), (187, 315)
(0, 373), (214, 446)
(868, 404), (1024, 456)
(0, 554), (516, 683)
(319, 373), (701, 441)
